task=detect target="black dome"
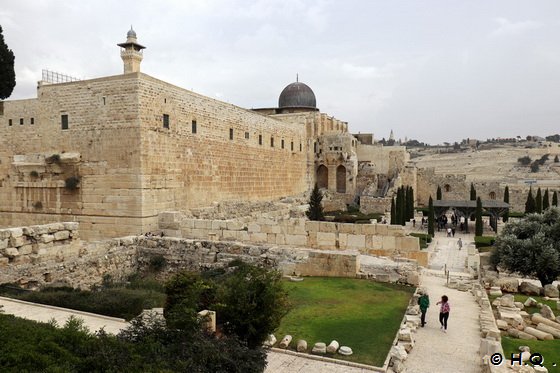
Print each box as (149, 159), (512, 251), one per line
(278, 82), (316, 109)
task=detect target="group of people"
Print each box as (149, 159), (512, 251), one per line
(418, 291), (451, 332)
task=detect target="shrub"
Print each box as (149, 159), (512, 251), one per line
(474, 235), (495, 248)
(530, 161), (540, 173)
(30, 170), (39, 178)
(410, 232), (432, 249)
(517, 156), (531, 165)
(64, 176), (80, 190)
(148, 254), (167, 273)
(32, 201), (43, 209)
(45, 154), (61, 164)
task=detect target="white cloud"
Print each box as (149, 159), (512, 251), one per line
(489, 17), (542, 38)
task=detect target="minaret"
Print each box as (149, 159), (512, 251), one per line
(117, 26), (146, 74)
(389, 129), (395, 141)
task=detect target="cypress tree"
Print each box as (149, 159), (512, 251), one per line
(470, 183), (477, 201)
(395, 188), (402, 225)
(390, 197), (396, 225)
(525, 187), (536, 214)
(536, 187), (542, 213)
(399, 187), (406, 225)
(428, 196), (435, 236)
(306, 183), (324, 221)
(543, 188), (550, 211)
(475, 197), (483, 236)
(503, 185), (509, 222)
(553, 191), (558, 207)
(436, 185), (442, 200)
(0, 26), (16, 100)
(407, 186), (415, 221)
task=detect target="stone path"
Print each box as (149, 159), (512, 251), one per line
(0, 296), (128, 335)
(265, 351), (376, 373)
(402, 233), (482, 373)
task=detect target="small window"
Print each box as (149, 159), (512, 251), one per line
(314, 142), (317, 153)
(30, 118), (34, 125)
(258, 134), (262, 145)
(245, 131), (249, 139)
(102, 97), (106, 105)
(281, 139), (285, 149)
(229, 128), (233, 140)
(271, 137), (274, 147)
(0, 101), (3, 115)
(300, 143), (302, 152)
(444, 184), (451, 192)
(19, 118), (24, 125)
(489, 191), (496, 200)
(162, 114), (169, 129)
(192, 120), (197, 134)
(8, 119), (12, 126)
(164, 98), (167, 103)
(61, 114), (69, 130)
(291, 141), (294, 151)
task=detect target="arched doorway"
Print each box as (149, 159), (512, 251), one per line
(317, 165), (328, 189)
(336, 165), (346, 193)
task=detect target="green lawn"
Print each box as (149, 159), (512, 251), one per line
(275, 277), (414, 366)
(501, 337), (560, 372)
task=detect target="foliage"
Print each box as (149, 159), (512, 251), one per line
(517, 156), (532, 165)
(306, 183), (324, 221)
(410, 232), (432, 249)
(553, 191), (558, 207)
(406, 186), (414, 221)
(148, 254), (167, 273)
(0, 26), (16, 100)
(65, 176), (80, 191)
(276, 277), (414, 366)
(474, 235), (495, 248)
(530, 161), (540, 173)
(538, 154), (549, 165)
(503, 185), (509, 222)
(45, 153), (61, 164)
(328, 210), (382, 224)
(543, 188), (550, 211)
(165, 263), (290, 349)
(475, 197), (483, 236)
(555, 155), (559, 163)
(428, 196), (435, 236)
(535, 187), (542, 213)
(32, 201), (43, 209)
(525, 187), (536, 214)
(491, 208), (560, 286)
(30, 170), (39, 178)
(470, 183), (477, 201)
(436, 185), (442, 200)
(501, 337), (560, 372)
(390, 197), (396, 225)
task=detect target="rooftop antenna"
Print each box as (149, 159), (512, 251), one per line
(296, 73), (299, 82)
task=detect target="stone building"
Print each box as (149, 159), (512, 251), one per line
(0, 28), (409, 239)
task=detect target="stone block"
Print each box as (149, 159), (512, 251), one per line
(501, 294), (515, 308)
(40, 234), (55, 243)
(247, 223), (261, 233)
(382, 236), (396, 250)
(318, 222), (336, 233)
(53, 230), (70, 241)
(540, 305), (556, 320)
(327, 340), (339, 353)
(250, 232), (267, 243)
(347, 234), (365, 248)
(46, 223), (65, 233)
(304, 221), (320, 232)
(263, 334), (277, 347)
(495, 278), (519, 293)
(524, 327), (553, 340)
(3, 247), (19, 258)
(63, 222), (79, 231)
(338, 346), (353, 356)
(18, 244), (33, 255)
(279, 335), (292, 349)
(311, 342), (326, 354)
(0, 257), (8, 266)
(0, 239), (8, 250)
(544, 284), (559, 298)
(7, 228), (23, 238)
(226, 221), (244, 231)
(361, 224), (377, 235)
(9, 236), (25, 247)
(316, 232), (336, 247)
(296, 339), (307, 352)
(182, 219), (195, 229)
(520, 281), (542, 296)
(285, 234), (307, 246)
(194, 219), (210, 229)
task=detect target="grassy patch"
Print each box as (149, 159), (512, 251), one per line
(326, 209), (384, 224)
(501, 337), (560, 372)
(276, 277), (414, 366)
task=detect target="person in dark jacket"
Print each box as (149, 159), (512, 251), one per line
(418, 289), (430, 327)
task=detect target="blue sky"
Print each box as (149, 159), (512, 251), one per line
(2, 0), (559, 144)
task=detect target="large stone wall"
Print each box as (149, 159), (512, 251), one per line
(158, 212), (427, 265)
(0, 73), (309, 240)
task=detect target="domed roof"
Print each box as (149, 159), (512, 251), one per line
(127, 27), (137, 39)
(278, 81), (316, 109)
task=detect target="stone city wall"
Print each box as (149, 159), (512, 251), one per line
(359, 196), (391, 214)
(0, 73), (309, 240)
(158, 212), (427, 266)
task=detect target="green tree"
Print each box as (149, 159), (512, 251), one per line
(536, 187), (542, 213)
(436, 185), (442, 200)
(306, 183), (324, 221)
(215, 263), (290, 348)
(407, 186), (415, 221)
(525, 187), (536, 214)
(543, 188), (550, 211)
(390, 197), (396, 225)
(399, 186), (406, 225)
(491, 208), (560, 286)
(553, 191), (558, 207)
(0, 26), (16, 100)
(428, 196), (435, 236)
(503, 185), (509, 222)
(475, 197), (483, 236)
(470, 183), (477, 201)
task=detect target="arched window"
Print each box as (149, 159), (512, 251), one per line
(444, 184), (451, 192)
(336, 165), (346, 193)
(489, 191), (496, 200)
(317, 165), (328, 189)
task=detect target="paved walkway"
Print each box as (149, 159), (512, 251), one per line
(265, 351), (376, 373)
(402, 233), (482, 373)
(0, 296), (128, 335)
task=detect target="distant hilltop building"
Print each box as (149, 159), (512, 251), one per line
(0, 28), (408, 239)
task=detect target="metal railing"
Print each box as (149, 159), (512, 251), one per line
(41, 69), (81, 84)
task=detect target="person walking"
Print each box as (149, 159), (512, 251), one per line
(418, 289), (430, 327)
(436, 295), (450, 332)
(457, 238), (462, 250)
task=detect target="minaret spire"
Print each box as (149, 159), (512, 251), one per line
(117, 27), (146, 74)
